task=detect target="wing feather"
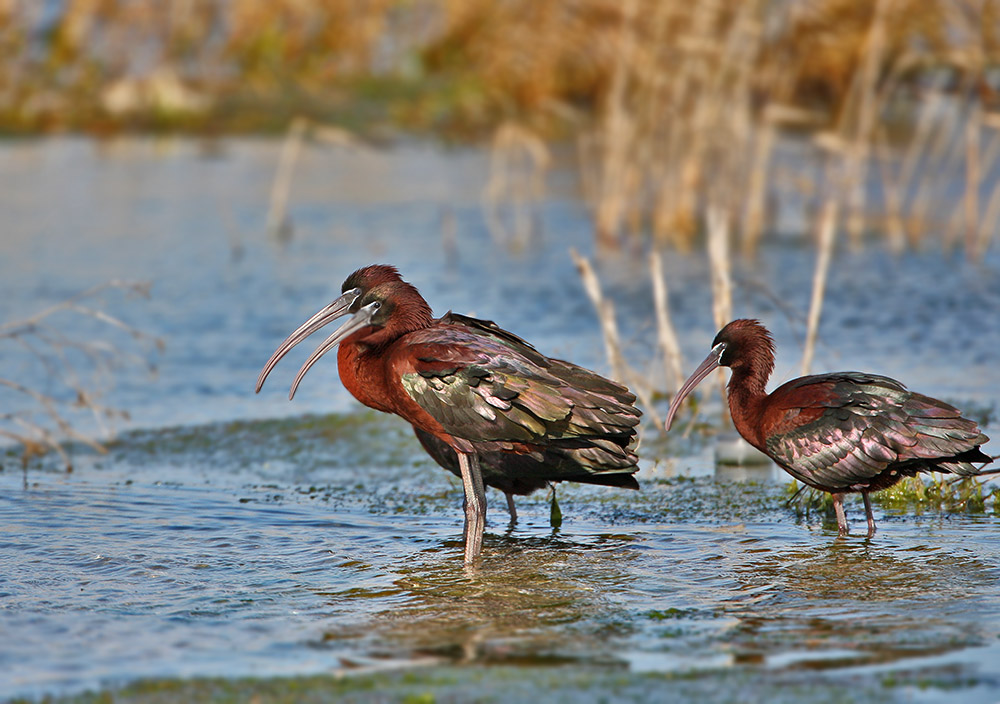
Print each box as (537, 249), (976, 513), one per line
(393, 321), (640, 460)
(764, 373), (988, 490)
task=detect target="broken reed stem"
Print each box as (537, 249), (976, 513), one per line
(741, 122), (776, 257)
(706, 206), (732, 332)
(569, 248), (664, 430)
(649, 250), (683, 393)
(965, 102), (981, 259)
(801, 198), (839, 375)
(267, 116), (308, 240)
(570, 249), (628, 382)
(706, 206), (732, 425)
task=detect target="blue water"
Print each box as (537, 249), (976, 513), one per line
(1, 137), (999, 702)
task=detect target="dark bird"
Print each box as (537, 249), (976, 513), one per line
(665, 319), (992, 536)
(256, 265), (641, 562)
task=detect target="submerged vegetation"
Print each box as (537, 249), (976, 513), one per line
(786, 474), (1000, 524)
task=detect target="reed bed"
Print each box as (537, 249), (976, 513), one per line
(4, 0), (999, 439)
(5, 2), (997, 261)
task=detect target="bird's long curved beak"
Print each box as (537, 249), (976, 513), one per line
(288, 301), (380, 400)
(255, 288), (361, 393)
(664, 342), (726, 431)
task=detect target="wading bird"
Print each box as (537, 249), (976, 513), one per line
(256, 265), (640, 562)
(665, 319), (992, 536)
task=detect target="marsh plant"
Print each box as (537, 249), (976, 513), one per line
(4, 1), (997, 259)
(786, 474), (999, 523)
(0, 281), (162, 470)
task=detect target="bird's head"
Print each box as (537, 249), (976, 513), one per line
(664, 319), (775, 430)
(711, 319), (775, 372)
(255, 265), (431, 400)
(340, 264), (402, 307)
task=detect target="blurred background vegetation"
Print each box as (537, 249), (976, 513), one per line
(2, 0), (998, 254)
(3, 0), (999, 469)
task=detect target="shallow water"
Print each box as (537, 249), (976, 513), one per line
(1, 138), (999, 702)
(4, 416), (1000, 701)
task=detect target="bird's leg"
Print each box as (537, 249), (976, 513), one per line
(505, 492), (518, 524)
(832, 493), (849, 535)
(458, 452), (487, 563)
(862, 492), (876, 537)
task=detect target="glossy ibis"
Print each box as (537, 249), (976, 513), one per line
(665, 319), (992, 536)
(256, 265), (641, 562)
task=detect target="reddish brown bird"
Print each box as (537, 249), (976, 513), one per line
(256, 265), (640, 563)
(665, 319), (992, 536)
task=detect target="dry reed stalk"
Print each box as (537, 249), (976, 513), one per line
(266, 116), (308, 241)
(482, 122), (550, 249)
(801, 198), (839, 376)
(875, 127), (906, 253)
(842, 0), (895, 251)
(569, 248), (663, 429)
(706, 206), (732, 423)
(592, 0), (638, 248)
(0, 280), (162, 470)
(265, 118), (366, 242)
(978, 181), (1000, 259)
(649, 0), (720, 250)
(961, 99), (1000, 260)
(706, 206), (732, 333)
(649, 250), (684, 393)
(941, 104), (984, 252)
(741, 121), (777, 257)
(888, 80), (949, 248)
(976, 115), (1000, 258)
(569, 248), (629, 382)
(908, 95), (970, 248)
(965, 102), (981, 259)
(12, 0), (1000, 261)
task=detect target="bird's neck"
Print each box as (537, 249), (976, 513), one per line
(727, 365), (770, 449)
(335, 295), (434, 414)
(337, 342), (395, 413)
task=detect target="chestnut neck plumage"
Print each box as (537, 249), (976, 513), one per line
(336, 283), (434, 414)
(725, 333), (775, 449)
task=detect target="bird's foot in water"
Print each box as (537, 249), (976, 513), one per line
(832, 493), (850, 536)
(504, 492), (518, 524)
(862, 492), (877, 537)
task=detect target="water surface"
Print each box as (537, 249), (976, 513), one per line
(1, 138), (999, 702)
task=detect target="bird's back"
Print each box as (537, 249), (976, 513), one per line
(394, 312), (641, 486)
(761, 372), (990, 492)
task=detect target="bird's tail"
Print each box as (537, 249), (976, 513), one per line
(934, 446), (994, 476)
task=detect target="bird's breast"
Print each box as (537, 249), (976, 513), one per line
(337, 343), (396, 413)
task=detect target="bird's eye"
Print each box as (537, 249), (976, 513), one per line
(370, 301), (382, 311)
